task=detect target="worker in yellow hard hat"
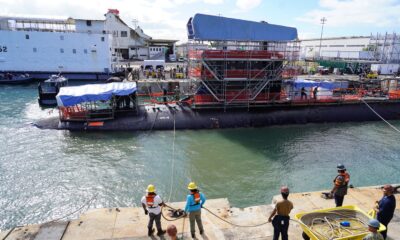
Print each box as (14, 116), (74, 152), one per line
(268, 186), (293, 240)
(141, 184), (166, 236)
(184, 182), (206, 239)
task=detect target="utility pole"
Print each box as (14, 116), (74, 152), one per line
(318, 17), (327, 59)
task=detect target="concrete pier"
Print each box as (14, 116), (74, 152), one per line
(1, 185), (399, 239)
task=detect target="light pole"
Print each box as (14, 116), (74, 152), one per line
(318, 17), (327, 59)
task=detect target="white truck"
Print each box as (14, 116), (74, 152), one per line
(142, 60), (166, 71)
(371, 64), (400, 75)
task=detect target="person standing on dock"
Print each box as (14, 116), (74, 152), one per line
(141, 184), (166, 236)
(363, 219), (384, 240)
(313, 86), (318, 100)
(268, 186), (293, 240)
(185, 182), (206, 239)
(374, 184), (396, 239)
(301, 87), (307, 100)
(331, 164), (350, 207)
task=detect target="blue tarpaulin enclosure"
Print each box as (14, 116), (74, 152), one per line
(187, 13), (297, 42)
(56, 82), (137, 107)
(290, 79), (349, 90)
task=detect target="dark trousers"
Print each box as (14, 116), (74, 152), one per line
(301, 92), (307, 99)
(148, 212), (162, 231)
(377, 217), (391, 239)
(334, 194), (344, 207)
(272, 215), (289, 240)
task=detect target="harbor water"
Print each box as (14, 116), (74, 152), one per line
(1, 84), (400, 230)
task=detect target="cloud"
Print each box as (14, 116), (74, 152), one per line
(297, 0), (400, 28)
(235, 0), (261, 11)
(203, 0), (224, 4)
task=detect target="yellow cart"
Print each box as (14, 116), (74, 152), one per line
(295, 205), (386, 240)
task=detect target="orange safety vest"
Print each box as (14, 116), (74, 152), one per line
(191, 192), (201, 205)
(334, 172), (350, 186)
(146, 194), (156, 208)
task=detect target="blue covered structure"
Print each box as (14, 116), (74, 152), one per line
(187, 13), (297, 42)
(290, 79), (349, 90)
(56, 82), (137, 107)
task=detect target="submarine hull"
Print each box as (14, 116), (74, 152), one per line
(34, 101), (400, 131)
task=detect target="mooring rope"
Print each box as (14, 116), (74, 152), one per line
(167, 110), (177, 203)
(361, 99), (400, 134)
(46, 194), (98, 223)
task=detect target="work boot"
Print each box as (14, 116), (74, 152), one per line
(200, 230), (204, 235)
(157, 230), (166, 236)
(148, 228), (155, 236)
(191, 232), (195, 239)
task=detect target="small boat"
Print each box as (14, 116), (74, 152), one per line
(38, 75), (68, 107)
(0, 73), (34, 84)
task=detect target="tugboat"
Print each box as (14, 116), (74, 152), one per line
(38, 75), (68, 107)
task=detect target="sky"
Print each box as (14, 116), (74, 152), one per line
(0, 0), (399, 43)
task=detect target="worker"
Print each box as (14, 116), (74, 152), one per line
(167, 224), (178, 240)
(184, 182), (206, 239)
(301, 87), (307, 100)
(362, 219), (384, 240)
(313, 86), (319, 100)
(374, 184), (396, 239)
(330, 163), (350, 207)
(141, 184), (166, 236)
(174, 86), (180, 101)
(268, 186), (293, 240)
(163, 87), (168, 103)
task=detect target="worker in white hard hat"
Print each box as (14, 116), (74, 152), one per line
(268, 186), (293, 240)
(362, 219), (384, 240)
(184, 182), (206, 239)
(141, 184), (166, 236)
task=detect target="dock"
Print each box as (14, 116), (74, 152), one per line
(1, 185), (399, 239)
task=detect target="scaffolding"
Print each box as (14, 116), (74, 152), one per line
(188, 40), (300, 109)
(370, 32), (400, 64)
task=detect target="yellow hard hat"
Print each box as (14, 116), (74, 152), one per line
(188, 182), (198, 190)
(146, 184), (156, 193)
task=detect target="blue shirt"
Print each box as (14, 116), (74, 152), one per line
(185, 192), (206, 212)
(377, 195), (396, 224)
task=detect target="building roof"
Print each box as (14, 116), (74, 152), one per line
(187, 13), (297, 42)
(300, 36), (370, 41)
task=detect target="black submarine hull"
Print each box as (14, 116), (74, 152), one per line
(34, 100), (400, 131)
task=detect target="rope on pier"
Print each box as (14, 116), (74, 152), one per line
(46, 194), (98, 223)
(361, 99), (400, 134)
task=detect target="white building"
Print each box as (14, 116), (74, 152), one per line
(300, 33), (400, 64)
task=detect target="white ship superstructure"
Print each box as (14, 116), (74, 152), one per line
(0, 15), (114, 79)
(0, 9), (177, 80)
